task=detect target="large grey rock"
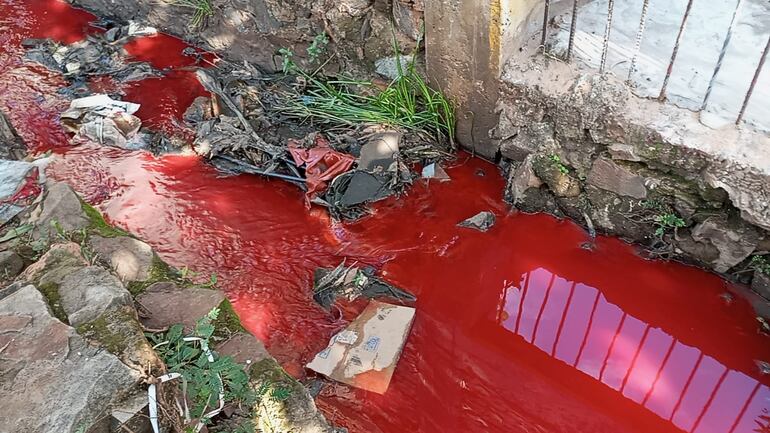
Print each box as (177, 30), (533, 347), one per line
(0, 285), (139, 433)
(392, 0), (423, 41)
(19, 242), (87, 288)
(136, 282), (225, 331)
(59, 266), (132, 326)
(217, 332), (271, 367)
(507, 155), (543, 205)
(691, 217), (762, 273)
(30, 182), (90, 237)
(457, 211), (497, 232)
(587, 157), (647, 199)
(89, 235), (154, 282)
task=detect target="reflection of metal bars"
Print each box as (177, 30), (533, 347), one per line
(507, 269), (768, 432)
(540, 0), (766, 125)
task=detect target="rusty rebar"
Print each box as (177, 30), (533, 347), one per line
(541, 0), (551, 51)
(659, 0), (696, 101)
(599, 0), (616, 73)
(702, 0), (743, 111)
(627, 0), (650, 82)
(567, 0), (579, 61)
(737, 34), (770, 124)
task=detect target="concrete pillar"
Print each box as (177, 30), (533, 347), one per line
(425, 0), (541, 159)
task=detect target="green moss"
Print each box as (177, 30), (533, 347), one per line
(126, 254), (180, 296)
(79, 199), (130, 238)
(214, 298), (246, 338)
(76, 308), (135, 355)
(38, 282), (69, 324)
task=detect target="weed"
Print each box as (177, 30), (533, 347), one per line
(277, 41), (455, 144)
(166, 0), (213, 28)
(278, 48), (295, 74)
(548, 154), (569, 175)
(750, 255), (770, 275)
(0, 223), (33, 242)
(307, 32), (329, 64)
(653, 213), (686, 237)
(148, 308), (257, 424)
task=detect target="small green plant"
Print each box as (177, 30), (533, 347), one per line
(653, 213), (686, 237)
(307, 32), (329, 64)
(148, 308), (257, 424)
(548, 154), (569, 175)
(750, 255), (770, 275)
(166, 0), (213, 28)
(278, 48), (295, 74)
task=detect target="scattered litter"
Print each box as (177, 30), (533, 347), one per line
(306, 301), (416, 394)
(289, 135), (355, 208)
(0, 160), (35, 201)
(421, 162), (450, 181)
(23, 22), (160, 84)
(0, 160), (40, 226)
(0, 111), (26, 160)
(312, 261), (416, 310)
(60, 94), (143, 148)
(457, 211), (496, 232)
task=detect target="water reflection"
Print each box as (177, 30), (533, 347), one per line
(500, 268), (770, 433)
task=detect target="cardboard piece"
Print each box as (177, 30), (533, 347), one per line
(306, 301), (416, 394)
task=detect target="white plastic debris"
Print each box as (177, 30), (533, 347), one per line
(306, 301), (416, 394)
(421, 162), (450, 181)
(60, 94), (142, 148)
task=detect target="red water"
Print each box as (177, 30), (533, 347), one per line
(2, 2), (770, 432)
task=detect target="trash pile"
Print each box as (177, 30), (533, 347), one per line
(60, 94), (143, 148)
(185, 63), (455, 220)
(307, 261), (417, 394)
(24, 21), (161, 91)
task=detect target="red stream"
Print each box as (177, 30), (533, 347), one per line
(2, 2), (769, 432)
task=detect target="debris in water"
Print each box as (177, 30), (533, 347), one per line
(358, 131), (401, 172)
(60, 94), (143, 148)
(422, 162), (450, 181)
(756, 360), (770, 375)
(23, 21), (160, 85)
(457, 211), (496, 232)
(0, 160), (39, 226)
(288, 135), (355, 208)
(306, 300), (416, 394)
(312, 261), (416, 310)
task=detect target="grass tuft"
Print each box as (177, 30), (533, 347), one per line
(277, 45), (455, 144)
(166, 0), (213, 28)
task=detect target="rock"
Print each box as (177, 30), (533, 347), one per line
(19, 242), (87, 288)
(0, 250), (24, 281)
(532, 154), (581, 198)
(374, 55), (414, 80)
(507, 155), (543, 205)
(392, 0), (423, 41)
(500, 122), (557, 161)
(110, 391), (152, 433)
(217, 332), (271, 367)
(752, 271), (770, 301)
(59, 266), (133, 327)
(458, 211), (496, 232)
(250, 355), (335, 433)
(0, 160), (35, 201)
(0, 285), (139, 433)
(29, 182), (90, 237)
(691, 216), (762, 273)
(587, 157), (647, 199)
(136, 281), (225, 331)
(89, 235), (154, 282)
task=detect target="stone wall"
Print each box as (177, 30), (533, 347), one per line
(68, 0), (424, 74)
(495, 57), (770, 292)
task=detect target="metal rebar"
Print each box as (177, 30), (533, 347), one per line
(701, 0), (743, 111)
(567, 0), (579, 61)
(627, 0), (651, 82)
(541, 0), (552, 51)
(599, 0), (616, 73)
(737, 34), (770, 124)
(659, 0), (696, 101)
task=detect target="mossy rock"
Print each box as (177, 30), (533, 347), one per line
(126, 254), (180, 296)
(38, 282), (68, 324)
(79, 199), (130, 238)
(77, 305), (163, 370)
